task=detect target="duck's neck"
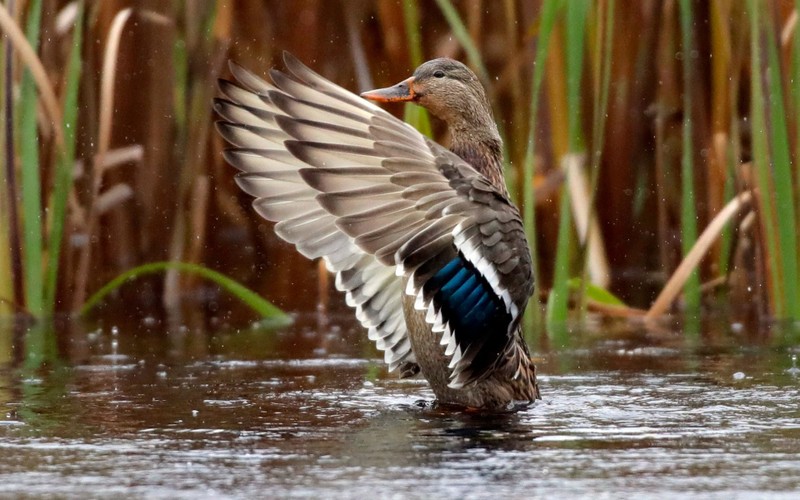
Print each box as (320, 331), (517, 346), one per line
(450, 130), (507, 197)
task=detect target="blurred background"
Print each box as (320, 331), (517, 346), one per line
(0, 0), (796, 330)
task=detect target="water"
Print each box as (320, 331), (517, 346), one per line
(1, 311), (799, 499)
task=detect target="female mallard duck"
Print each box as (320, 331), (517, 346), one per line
(215, 53), (540, 409)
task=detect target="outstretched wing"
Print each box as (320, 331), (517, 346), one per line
(216, 63), (413, 372)
(215, 52), (533, 387)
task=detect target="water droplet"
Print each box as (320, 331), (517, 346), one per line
(788, 355), (800, 377)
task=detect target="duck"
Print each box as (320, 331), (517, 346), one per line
(214, 52), (540, 410)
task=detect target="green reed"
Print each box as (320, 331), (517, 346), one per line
(523, 0), (560, 333)
(19, 0), (43, 315)
(0, 1), (287, 323)
(5, 1), (800, 326)
(433, 0), (514, 194)
(2, 3), (22, 312)
(402, 0), (432, 138)
(0, 8), (11, 314)
(748, 2), (778, 311)
(432, 0), (489, 83)
(764, 7), (800, 318)
(546, 0), (589, 330)
(795, 0), (800, 241)
(678, 0), (700, 313)
(749, 1), (792, 318)
(43, 1), (84, 312)
(576, 0), (615, 315)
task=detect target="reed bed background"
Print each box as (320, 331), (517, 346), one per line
(0, 0), (797, 334)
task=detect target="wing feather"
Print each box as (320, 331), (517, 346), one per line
(216, 53), (534, 385)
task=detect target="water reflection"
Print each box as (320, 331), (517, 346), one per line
(0, 310), (799, 497)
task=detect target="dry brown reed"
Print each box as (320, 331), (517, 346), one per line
(0, 0), (796, 330)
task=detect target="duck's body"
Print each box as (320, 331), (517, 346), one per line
(402, 289), (538, 408)
(215, 53), (539, 409)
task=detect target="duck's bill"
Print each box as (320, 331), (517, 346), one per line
(360, 77), (416, 102)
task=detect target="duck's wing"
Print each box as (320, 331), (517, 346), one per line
(215, 62), (413, 374)
(216, 52), (533, 388)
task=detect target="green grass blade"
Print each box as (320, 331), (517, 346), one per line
(0, 10), (11, 315)
(432, 0), (511, 180)
(567, 278), (624, 306)
(401, 0), (432, 137)
(19, 0), (43, 315)
(566, 0), (588, 150)
(0, 183), (9, 310)
(402, 0), (424, 67)
(523, 0), (561, 334)
(765, 11), (799, 318)
(547, 0), (588, 329)
(44, 1), (83, 312)
(679, 0), (700, 312)
(546, 169), (574, 327)
(432, 0), (489, 82)
(80, 261), (292, 326)
(2, 4), (24, 311)
(577, 0), (615, 315)
(403, 104), (432, 138)
(0, 215), (10, 314)
(796, 0), (800, 258)
(748, 0), (784, 316)
(717, 145), (737, 275)
(590, 0), (615, 167)
(173, 37), (187, 140)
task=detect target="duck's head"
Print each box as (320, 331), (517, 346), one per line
(361, 58), (496, 138)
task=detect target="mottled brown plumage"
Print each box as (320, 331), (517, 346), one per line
(215, 53), (539, 410)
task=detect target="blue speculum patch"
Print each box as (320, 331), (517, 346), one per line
(426, 254), (511, 365)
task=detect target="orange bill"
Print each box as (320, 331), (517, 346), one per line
(360, 77), (416, 102)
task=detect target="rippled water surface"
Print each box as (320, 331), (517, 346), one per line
(1, 311), (799, 499)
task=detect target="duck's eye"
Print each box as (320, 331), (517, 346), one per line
(433, 70), (445, 78)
